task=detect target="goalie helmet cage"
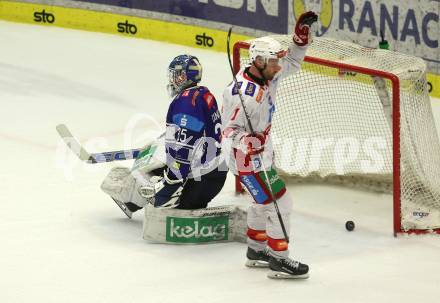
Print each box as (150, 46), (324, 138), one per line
(232, 36), (440, 236)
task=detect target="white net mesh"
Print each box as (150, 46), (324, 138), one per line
(236, 36), (440, 232)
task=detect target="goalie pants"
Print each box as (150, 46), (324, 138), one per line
(177, 168), (228, 210)
(149, 166), (227, 209)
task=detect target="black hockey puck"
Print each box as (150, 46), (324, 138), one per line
(345, 220), (355, 231)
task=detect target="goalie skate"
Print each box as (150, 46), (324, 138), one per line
(245, 247), (270, 268)
(111, 198), (133, 219)
(267, 257), (309, 279)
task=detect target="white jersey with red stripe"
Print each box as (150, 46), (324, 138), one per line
(222, 42), (308, 175)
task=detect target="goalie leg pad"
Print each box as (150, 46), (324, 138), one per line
(143, 204), (247, 244)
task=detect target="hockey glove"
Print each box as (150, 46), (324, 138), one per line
(152, 172), (184, 208)
(138, 175), (163, 202)
(293, 11), (318, 46)
(240, 132), (266, 156)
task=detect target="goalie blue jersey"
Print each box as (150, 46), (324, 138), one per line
(165, 86), (222, 180)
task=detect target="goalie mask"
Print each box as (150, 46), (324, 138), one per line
(249, 37), (286, 64)
(167, 54), (202, 98)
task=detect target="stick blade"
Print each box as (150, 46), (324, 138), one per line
(56, 124), (91, 161)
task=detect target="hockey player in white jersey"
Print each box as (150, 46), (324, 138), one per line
(222, 11), (318, 279)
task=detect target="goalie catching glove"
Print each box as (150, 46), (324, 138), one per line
(293, 11), (318, 46)
(139, 173), (184, 208)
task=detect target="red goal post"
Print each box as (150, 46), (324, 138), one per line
(232, 36), (440, 236)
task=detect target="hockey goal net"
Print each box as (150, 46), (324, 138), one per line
(233, 36), (440, 235)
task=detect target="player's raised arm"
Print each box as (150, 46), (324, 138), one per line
(278, 11), (318, 80)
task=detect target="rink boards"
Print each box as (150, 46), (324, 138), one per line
(0, 0), (251, 53)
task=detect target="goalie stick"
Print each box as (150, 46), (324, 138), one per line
(226, 28), (289, 243)
(56, 124), (163, 164)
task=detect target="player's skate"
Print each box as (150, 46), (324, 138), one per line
(267, 256), (309, 279)
(245, 247), (270, 268)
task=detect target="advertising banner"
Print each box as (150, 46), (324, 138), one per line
(0, 0), (251, 53)
(72, 0), (289, 34)
(292, 0), (440, 95)
(2, 0), (439, 97)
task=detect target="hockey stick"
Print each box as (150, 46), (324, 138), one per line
(56, 124), (164, 164)
(226, 28), (290, 243)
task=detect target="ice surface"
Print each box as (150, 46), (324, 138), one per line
(1, 21), (440, 303)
